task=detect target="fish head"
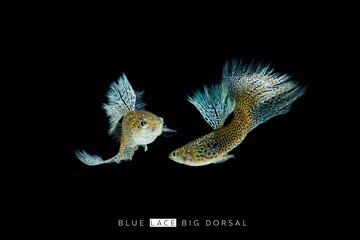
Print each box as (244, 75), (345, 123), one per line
(169, 146), (191, 165)
(169, 134), (226, 166)
(169, 144), (213, 167)
(129, 111), (164, 145)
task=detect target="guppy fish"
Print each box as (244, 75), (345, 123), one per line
(75, 73), (175, 166)
(169, 59), (306, 166)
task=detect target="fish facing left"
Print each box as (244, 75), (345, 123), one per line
(75, 73), (175, 166)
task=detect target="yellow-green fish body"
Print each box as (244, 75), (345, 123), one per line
(171, 113), (250, 166)
(169, 59), (306, 166)
(76, 73), (173, 166)
(114, 110), (165, 162)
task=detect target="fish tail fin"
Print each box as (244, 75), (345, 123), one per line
(74, 149), (119, 166)
(187, 81), (236, 130)
(75, 144), (139, 166)
(102, 73), (147, 136)
(222, 59), (307, 131)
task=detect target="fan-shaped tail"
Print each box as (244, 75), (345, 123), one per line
(222, 59), (307, 131)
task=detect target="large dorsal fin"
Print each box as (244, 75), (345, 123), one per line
(187, 81), (236, 130)
(102, 73), (147, 136)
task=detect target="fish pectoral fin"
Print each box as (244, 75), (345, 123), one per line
(142, 144), (148, 152)
(162, 125), (177, 137)
(212, 154), (235, 164)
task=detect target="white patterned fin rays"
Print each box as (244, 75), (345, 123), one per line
(75, 145), (138, 166)
(134, 90), (147, 111)
(74, 150), (117, 166)
(222, 59), (307, 132)
(187, 81), (236, 130)
(102, 73), (147, 136)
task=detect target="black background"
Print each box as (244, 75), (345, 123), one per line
(60, 1), (333, 237)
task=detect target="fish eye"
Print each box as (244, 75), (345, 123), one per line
(140, 119), (147, 128)
(172, 151), (179, 158)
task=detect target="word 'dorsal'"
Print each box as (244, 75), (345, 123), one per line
(149, 218), (177, 227)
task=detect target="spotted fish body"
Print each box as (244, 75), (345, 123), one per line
(75, 73), (174, 166)
(113, 110), (165, 162)
(169, 59), (306, 166)
(173, 114), (250, 166)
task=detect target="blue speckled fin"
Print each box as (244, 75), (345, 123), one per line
(187, 81), (236, 130)
(222, 59), (307, 131)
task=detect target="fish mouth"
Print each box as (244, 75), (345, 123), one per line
(168, 153), (183, 164)
(168, 150), (179, 162)
(159, 117), (164, 125)
(168, 152), (190, 164)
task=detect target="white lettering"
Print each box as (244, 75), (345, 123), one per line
(149, 218), (177, 227)
(118, 219), (144, 227)
(204, 219), (247, 227)
(242, 219), (247, 227)
(118, 218), (247, 228)
(182, 219), (199, 227)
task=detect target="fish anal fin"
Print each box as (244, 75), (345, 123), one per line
(212, 154), (235, 164)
